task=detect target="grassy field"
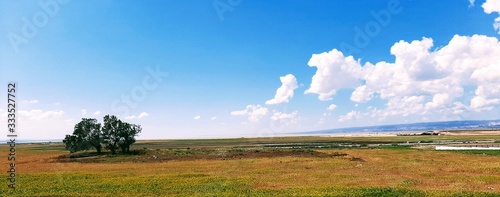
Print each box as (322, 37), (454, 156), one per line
(1, 135), (500, 196)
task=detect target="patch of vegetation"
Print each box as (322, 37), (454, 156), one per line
(374, 145), (414, 150)
(22, 143), (66, 151)
(63, 115), (141, 155)
(171, 148), (215, 155)
(399, 179), (421, 187)
(3, 175), (498, 197)
(230, 147), (245, 152)
(289, 148), (315, 153)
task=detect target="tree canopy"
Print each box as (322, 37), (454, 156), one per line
(63, 115), (141, 154)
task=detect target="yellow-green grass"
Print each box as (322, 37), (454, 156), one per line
(136, 135), (500, 148)
(1, 136), (499, 196)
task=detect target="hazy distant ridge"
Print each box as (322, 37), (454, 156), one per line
(298, 120), (500, 135)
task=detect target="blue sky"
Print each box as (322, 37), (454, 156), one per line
(1, 0), (500, 140)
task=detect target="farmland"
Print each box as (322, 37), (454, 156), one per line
(1, 134), (500, 196)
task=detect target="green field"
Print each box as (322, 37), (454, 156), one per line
(1, 135), (499, 196)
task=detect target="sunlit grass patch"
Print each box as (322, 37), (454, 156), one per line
(1, 135), (500, 196)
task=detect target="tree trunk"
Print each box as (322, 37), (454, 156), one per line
(96, 146), (102, 155)
(110, 147), (116, 155)
(110, 141), (118, 155)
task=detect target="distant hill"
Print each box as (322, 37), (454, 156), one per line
(296, 120), (500, 135)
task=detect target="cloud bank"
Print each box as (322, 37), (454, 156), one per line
(306, 34), (500, 122)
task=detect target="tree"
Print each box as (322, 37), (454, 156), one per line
(63, 134), (87, 153)
(63, 118), (102, 154)
(64, 115), (141, 155)
(81, 118), (103, 154)
(102, 115), (121, 155)
(118, 123), (141, 153)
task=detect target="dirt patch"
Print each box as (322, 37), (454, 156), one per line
(52, 149), (353, 163)
(349, 157), (366, 162)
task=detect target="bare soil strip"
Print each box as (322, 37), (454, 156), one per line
(52, 149), (355, 163)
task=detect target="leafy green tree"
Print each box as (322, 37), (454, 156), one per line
(118, 123), (142, 153)
(63, 134), (87, 153)
(64, 115), (141, 155)
(81, 118), (103, 154)
(63, 118), (102, 154)
(102, 115), (141, 154)
(102, 115), (122, 154)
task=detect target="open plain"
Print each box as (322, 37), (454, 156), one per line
(1, 133), (500, 196)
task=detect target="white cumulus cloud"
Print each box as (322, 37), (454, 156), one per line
(92, 111), (101, 116)
(270, 110), (300, 127)
(351, 85), (373, 103)
(308, 34), (500, 123)
(81, 109), (87, 116)
(469, 0), (475, 7)
(338, 110), (360, 122)
(266, 74), (299, 105)
(482, 0), (500, 33)
(271, 111), (299, 121)
(305, 49), (363, 101)
(125, 112), (150, 120)
(364, 35), (500, 119)
(138, 112), (149, 119)
(194, 115), (201, 120)
(231, 104), (268, 122)
(327, 104), (337, 111)
(19, 109), (65, 120)
(21, 100), (39, 104)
